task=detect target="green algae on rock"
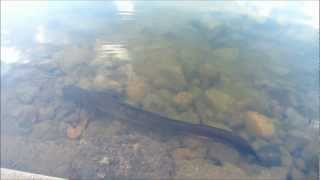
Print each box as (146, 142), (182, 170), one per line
(132, 49), (187, 91)
(206, 88), (235, 113)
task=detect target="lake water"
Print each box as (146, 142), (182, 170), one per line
(1, 1), (319, 179)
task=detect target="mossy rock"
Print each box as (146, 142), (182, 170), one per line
(206, 88), (235, 113)
(133, 49), (187, 91)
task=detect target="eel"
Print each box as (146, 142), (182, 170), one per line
(62, 85), (261, 162)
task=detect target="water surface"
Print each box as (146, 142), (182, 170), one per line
(1, 1), (319, 179)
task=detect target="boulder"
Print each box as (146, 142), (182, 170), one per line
(245, 111), (275, 139)
(206, 88), (234, 113)
(127, 79), (146, 101)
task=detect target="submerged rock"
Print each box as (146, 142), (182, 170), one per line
(287, 167), (304, 180)
(127, 79), (146, 101)
(133, 55), (187, 91)
(206, 88), (234, 113)
(174, 158), (248, 179)
(93, 74), (122, 91)
(207, 141), (240, 165)
(176, 110), (199, 124)
(173, 148), (196, 160)
(66, 113), (88, 140)
(179, 136), (207, 159)
(245, 111), (275, 139)
(198, 64), (223, 88)
(257, 144), (282, 167)
(284, 107), (308, 128)
(30, 121), (63, 141)
(141, 92), (175, 116)
(174, 91), (193, 107)
(256, 166), (289, 180)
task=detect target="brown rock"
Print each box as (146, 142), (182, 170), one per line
(66, 112), (88, 140)
(174, 148), (196, 160)
(67, 125), (82, 139)
(245, 111), (275, 139)
(127, 79), (145, 101)
(174, 92), (193, 106)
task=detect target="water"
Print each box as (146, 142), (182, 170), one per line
(1, 1), (319, 179)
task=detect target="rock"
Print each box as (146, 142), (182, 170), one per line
(133, 54), (187, 91)
(83, 119), (125, 138)
(256, 166), (289, 180)
(67, 125), (82, 139)
(174, 159), (248, 179)
(30, 121), (63, 141)
(198, 64), (223, 88)
(176, 110), (199, 124)
(66, 116), (88, 140)
(141, 90), (176, 118)
(127, 79), (146, 101)
(269, 100), (284, 119)
(17, 106), (39, 134)
(180, 136), (207, 159)
(2, 129), (175, 179)
(245, 111), (275, 139)
(285, 107), (308, 128)
(93, 74), (122, 91)
(55, 45), (94, 71)
(194, 100), (212, 121)
(227, 111), (245, 129)
(285, 131), (310, 157)
(181, 136), (204, 150)
(206, 88), (234, 113)
(256, 144), (282, 167)
(207, 141), (240, 165)
(173, 148), (196, 160)
(288, 167), (304, 180)
(294, 158), (306, 172)
(189, 86), (203, 99)
(174, 91), (193, 106)
(38, 105), (57, 121)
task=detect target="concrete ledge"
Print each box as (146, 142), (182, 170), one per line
(1, 168), (66, 180)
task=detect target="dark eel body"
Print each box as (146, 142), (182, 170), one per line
(63, 85), (260, 162)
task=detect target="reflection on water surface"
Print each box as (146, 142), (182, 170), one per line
(1, 1), (319, 179)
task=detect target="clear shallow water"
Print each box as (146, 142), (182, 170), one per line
(1, 1), (319, 179)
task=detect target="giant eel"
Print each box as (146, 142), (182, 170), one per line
(63, 85), (261, 162)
